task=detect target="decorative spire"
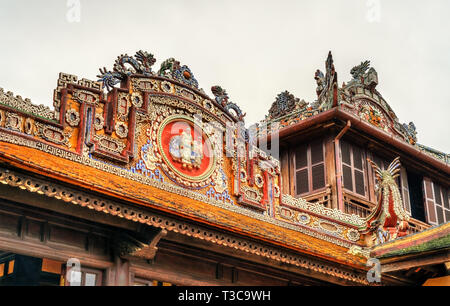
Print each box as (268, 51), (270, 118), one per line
(315, 51), (338, 110)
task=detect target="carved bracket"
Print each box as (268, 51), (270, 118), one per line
(114, 227), (167, 261)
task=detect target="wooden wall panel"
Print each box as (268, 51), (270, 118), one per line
(25, 219), (44, 241)
(153, 250), (217, 281)
(0, 211), (20, 236)
(48, 225), (87, 250)
(280, 149), (290, 195)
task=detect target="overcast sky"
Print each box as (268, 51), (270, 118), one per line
(0, 0), (449, 153)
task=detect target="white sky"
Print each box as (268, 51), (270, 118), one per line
(0, 0), (449, 153)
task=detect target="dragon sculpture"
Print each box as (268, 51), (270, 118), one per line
(364, 157), (410, 246)
(97, 51), (201, 91)
(349, 60), (378, 90)
(97, 50), (156, 91)
(211, 86), (229, 106)
(350, 60), (371, 79)
(158, 58), (199, 88)
(402, 122), (418, 145)
(158, 58), (181, 77)
(211, 86), (246, 121)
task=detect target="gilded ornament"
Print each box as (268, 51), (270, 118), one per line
(115, 122), (129, 138)
(273, 184), (280, 197)
(24, 118), (34, 135)
(297, 213), (311, 225)
(65, 109), (81, 127)
(94, 113), (104, 131)
(131, 92), (144, 108)
(254, 173), (264, 188)
(346, 229), (361, 242)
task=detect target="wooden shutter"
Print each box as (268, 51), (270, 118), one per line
(400, 168), (411, 215)
(443, 188), (450, 209)
(443, 188), (450, 222)
(423, 178), (437, 225)
(341, 141), (366, 197)
(433, 183), (444, 224)
(295, 144), (307, 169)
(280, 150), (290, 195)
(294, 141), (325, 195)
(341, 141), (353, 191)
(310, 140), (325, 190)
(433, 183), (450, 224)
(295, 144), (309, 195)
(296, 169), (309, 195)
(442, 188), (450, 222)
(352, 146), (366, 196)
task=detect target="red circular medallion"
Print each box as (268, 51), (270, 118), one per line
(158, 117), (215, 181)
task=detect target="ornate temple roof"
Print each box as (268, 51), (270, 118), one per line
(0, 51), (380, 285)
(0, 50), (448, 285)
(259, 52), (450, 166)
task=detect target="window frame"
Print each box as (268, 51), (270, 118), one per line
(64, 266), (103, 286)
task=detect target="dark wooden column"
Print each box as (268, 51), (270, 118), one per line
(325, 134), (337, 209)
(114, 256), (131, 286)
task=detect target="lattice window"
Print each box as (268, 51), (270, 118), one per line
(63, 266), (103, 286)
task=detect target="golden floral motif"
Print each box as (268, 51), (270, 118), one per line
(24, 118), (34, 135)
(239, 168), (247, 183)
(94, 113), (104, 131)
(115, 122), (129, 138)
(65, 109), (81, 127)
(131, 92), (144, 108)
(273, 184), (280, 197)
(254, 173), (264, 188)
